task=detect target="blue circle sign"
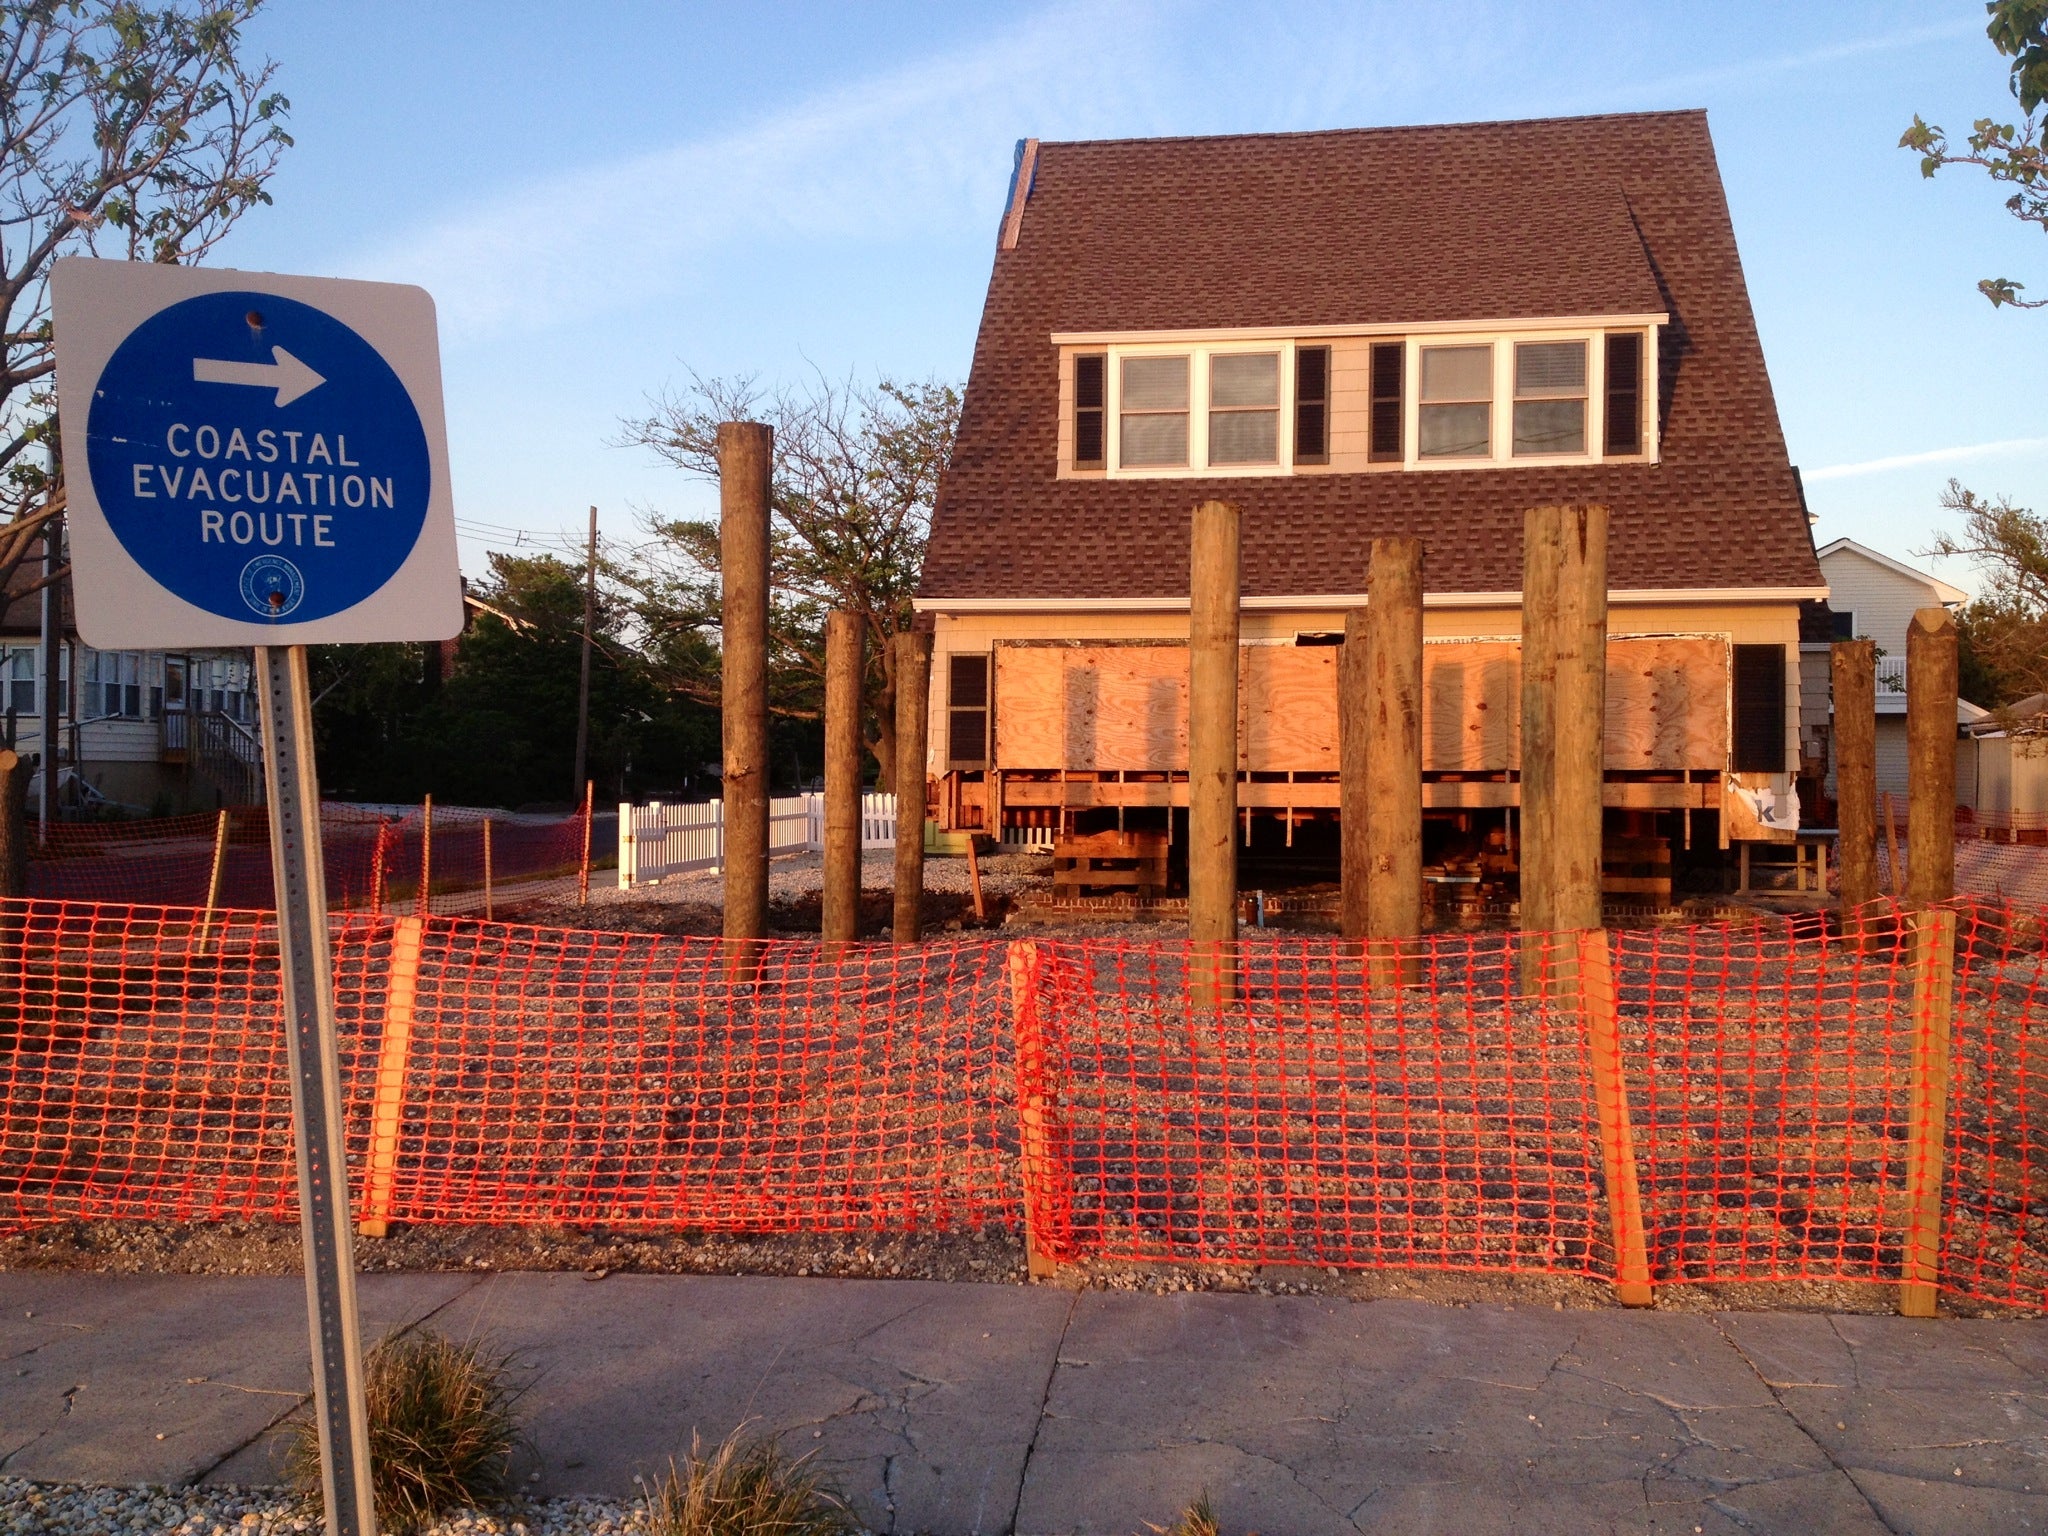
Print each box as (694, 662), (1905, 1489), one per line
(85, 290), (431, 624)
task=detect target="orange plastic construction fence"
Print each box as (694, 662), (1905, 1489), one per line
(3, 897), (2046, 1310)
(22, 802), (595, 915)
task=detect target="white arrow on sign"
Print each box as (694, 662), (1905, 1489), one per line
(192, 345), (326, 407)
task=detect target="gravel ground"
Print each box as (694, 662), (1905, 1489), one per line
(0, 1480), (651, 1536)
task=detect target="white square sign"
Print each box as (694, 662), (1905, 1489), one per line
(52, 258), (462, 647)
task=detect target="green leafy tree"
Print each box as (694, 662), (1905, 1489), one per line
(617, 371), (960, 790)
(1925, 478), (2048, 707)
(0, 0), (292, 599)
(311, 555), (721, 807)
(1901, 1), (2048, 307)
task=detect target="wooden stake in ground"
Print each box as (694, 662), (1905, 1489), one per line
(1187, 499), (1240, 1010)
(482, 817), (494, 922)
(823, 610), (865, 946)
(1339, 607), (1368, 943)
(577, 778), (593, 904)
(1831, 639), (1879, 923)
(719, 420), (773, 972)
(1900, 906), (1958, 1317)
(1363, 535), (1424, 987)
(417, 793), (433, 919)
(893, 630), (933, 943)
(1904, 606), (1957, 908)
(198, 808), (230, 952)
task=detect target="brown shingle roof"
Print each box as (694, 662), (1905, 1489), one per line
(920, 111), (1824, 601)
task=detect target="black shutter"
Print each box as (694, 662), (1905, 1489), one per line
(1369, 341), (1403, 461)
(1294, 345), (1330, 463)
(1604, 332), (1643, 456)
(1073, 353), (1106, 468)
(947, 653), (990, 767)
(1732, 644), (1786, 773)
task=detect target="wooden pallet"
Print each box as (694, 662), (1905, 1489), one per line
(1053, 829), (1169, 897)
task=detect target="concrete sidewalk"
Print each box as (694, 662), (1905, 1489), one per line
(2, 1272), (2045, 1535)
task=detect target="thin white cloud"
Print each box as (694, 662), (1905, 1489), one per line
(1805, 437), (2048, 481)
(344, 3), (1167, 343)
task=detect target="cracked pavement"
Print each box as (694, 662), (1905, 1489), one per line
(2, 1274), (2045, 1534)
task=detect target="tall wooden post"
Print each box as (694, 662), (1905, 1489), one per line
(1520, 505), (1608, 993)
(1339, 607), (1368, 943)
(1905, 606), (1957, 907)
(823, 610), (864, 946)
(1553, 505), (1608, 935)
(0, 748), (26, 897)
(1831, 639), (1879, 923)
(1364, 536), (1424, 987)
(719, 421), (773, 974)
(892, 630), (933, 944)
(1187, 500), (1240, 1010)
(1519, 509), (1562, 985)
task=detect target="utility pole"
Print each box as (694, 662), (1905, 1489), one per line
(572, 505), (597, 801)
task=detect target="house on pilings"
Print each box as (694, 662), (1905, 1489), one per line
(914, 111), (1827, 898)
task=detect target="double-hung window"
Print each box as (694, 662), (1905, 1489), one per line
(1207, 352), (1280, 466)
(1418, 344), (1493, 458)
(1118, 356), (1190, 468)
(3, 647), (33, 716)
(1513, 340), (1588, 456)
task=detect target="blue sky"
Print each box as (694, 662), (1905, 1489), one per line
(219, 1), (2047, 593)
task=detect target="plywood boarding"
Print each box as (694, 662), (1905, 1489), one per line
(1425, 641), (1521, 770)
(1240, 643), (1338, 770)
(996, 636), (1729, 774)
(995, 644), (1189, 771)
(1605, 636), (1728, 770)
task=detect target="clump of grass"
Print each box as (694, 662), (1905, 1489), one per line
(642, 1423), (856, 1536)
(285, 1329), (523, 1534)
(1150, 1493), (1222, 1536)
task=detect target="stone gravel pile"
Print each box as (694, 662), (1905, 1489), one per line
(0, 1480), (651, 1536)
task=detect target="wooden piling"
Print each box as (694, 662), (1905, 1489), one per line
(1339, 608), (1368, 944)
(1905, 606), (1957, 908)
(1187, 500), (1241, 1010)
(0, 749), (29, 898)
(893, 630), (933, 944)
(1832, 639), (1879, 926)
(1520, 505), (1608, 994)
(1364, 536), (1424, 988)
(719, 420), (773, 976)
(823, 609), (864, 947)
(1553, 505), (1609, 937)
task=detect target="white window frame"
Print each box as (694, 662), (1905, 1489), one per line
(1105, 340), (1297, 479)
(1071, 320), (1660, 478)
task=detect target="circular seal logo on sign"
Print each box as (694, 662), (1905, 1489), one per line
(239, 554), (305, 618)
(85, 290), (431, 625)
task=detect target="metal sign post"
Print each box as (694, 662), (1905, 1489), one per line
(53, 260), (465, 1536)
(258, 642), (375, 1536)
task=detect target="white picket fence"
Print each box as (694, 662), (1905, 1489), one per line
(618, 792), (898, 888)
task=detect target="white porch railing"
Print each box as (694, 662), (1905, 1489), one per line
(619, 792), (898, 888)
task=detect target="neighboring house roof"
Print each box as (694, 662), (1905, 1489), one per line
(0, 561), (72, 637)
(921, 110), (1825, 604)
(1813, 537), (1968, 606)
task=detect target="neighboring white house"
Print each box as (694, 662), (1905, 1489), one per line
(1814, 537), (1987, 805)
